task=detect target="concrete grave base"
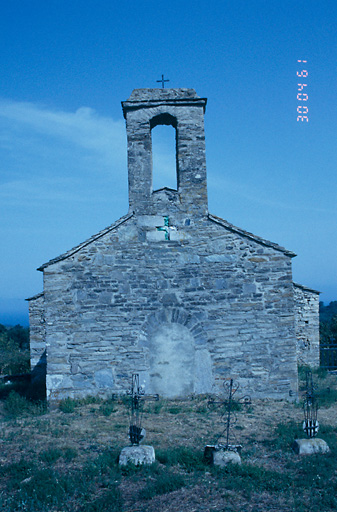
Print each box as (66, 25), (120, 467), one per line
(119, 445), (155, 466)
(204, 445), (242, 467)
(292, 438), (330, 455)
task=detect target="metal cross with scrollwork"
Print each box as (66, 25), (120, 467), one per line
(208, 378), (251, 450)
(156, 74), (170, 88)
(302, 369), (319, 438)
(127, 373), (159, 445)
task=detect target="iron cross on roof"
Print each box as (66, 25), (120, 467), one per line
(156, 74), (170, 88)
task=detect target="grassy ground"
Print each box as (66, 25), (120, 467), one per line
(0, 369), (336, 511)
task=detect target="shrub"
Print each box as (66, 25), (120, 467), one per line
(59, 397), (77, 413)
(84, 449), (120, 479)
(98, 401), (117, 416)
(195, 403), (208, 414)
(77, 395), (102, 406)
(4, 390), (30, 417)
(144, 399), (164, 414)
(39, 448), (63, 464)
(167, 405), (183, 414)
(3, 390), (47, 418)
(62, 446), (78, 461)
(0, 325), (30, 376)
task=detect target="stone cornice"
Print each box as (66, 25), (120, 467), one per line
(122, 88), (207, 118)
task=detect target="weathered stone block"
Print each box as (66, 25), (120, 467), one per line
(119, 445), (155, 466)
(204, 445), (241, 466)
(292, 438), (330, 455)
(94, 369), (114, 388)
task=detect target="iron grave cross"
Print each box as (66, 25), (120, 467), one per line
(156, 74), (170, 88)
(208, 378), (251, 451)
(127, 373), (159, 445)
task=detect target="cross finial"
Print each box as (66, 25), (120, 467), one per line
(156, 74), (170, 88)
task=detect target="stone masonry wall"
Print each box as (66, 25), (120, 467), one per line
(27, 293), (46, 385)
(294, 283), (320, 367)
(122, 89), (208, 217)
(42, 212), (298, 401)
(31, 88), (303, 401)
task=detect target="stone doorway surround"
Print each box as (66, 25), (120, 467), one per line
(137, 308), (213, 397)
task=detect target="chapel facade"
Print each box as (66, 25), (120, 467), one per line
(28, 88), (320, 400)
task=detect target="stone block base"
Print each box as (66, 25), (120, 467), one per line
(119, 445), (155, 466)
(204, 445), (242, 467)
(292, 438), (330, 455)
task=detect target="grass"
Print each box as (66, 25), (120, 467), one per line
(4, 390), (46, 417)
(286, 448), (337, 511)
(298, 365), (337, 407)
(316, 384), (337, 407)
(156, 446), (206, 472)
(82, 485), (122, 512)
(0, 371), (336, 511)
(212, 462), (292, 495)
(268, 420), (304, 451)
(0, 448), (122, 512)
(59, 397), (78, 413)
(39, 446), (78, 463)
(139, 469), (186, 499)
(58, 396), (118, 415)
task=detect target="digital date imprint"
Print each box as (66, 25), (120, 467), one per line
(297, 60), (308, 122)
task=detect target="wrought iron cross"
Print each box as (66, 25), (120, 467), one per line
(302, 369), (319, 438)
(156, 74), (170, 88)
(127, 373), (159, 445)
(208, 378), (251, 450)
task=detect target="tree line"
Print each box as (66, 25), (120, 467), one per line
(0, 324), (30, 376)
(319, 301), (337, 347)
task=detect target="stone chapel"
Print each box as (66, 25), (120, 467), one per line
(27, 88), (320, 400)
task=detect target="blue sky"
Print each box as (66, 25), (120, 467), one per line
(1, 0), (336, 325)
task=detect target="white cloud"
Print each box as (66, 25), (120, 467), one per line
(0, 99), (131, 304)
(0, 100), (126, 158)
(0, 99), (127, 208)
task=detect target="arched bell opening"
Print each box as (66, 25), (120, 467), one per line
(150, 113), (179, 192)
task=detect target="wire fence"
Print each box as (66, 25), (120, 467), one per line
(320, 344), (337, 370)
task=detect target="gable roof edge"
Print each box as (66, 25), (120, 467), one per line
(293, 282), (320, 295)
(208, 213), (296, 257)
(26, 291), (44, 302)
(38, 212), (134, 271)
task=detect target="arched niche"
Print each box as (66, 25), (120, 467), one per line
(138, 308), (213, 397)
